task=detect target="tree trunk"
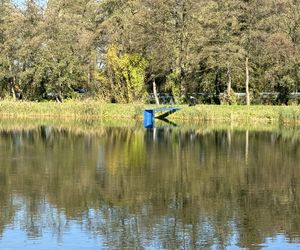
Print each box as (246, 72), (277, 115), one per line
(11, 85), (16, 100)
(56, 92), (63, 103)
(245, 57), (250, 106)
(175, 0), (188, 98)
(179, 69), (186, 97)
(214, 69), (221, 105)
(87, 70), (91, 87)
(227, 63), (232, 93)
(9, 65), (16, 100)
(153, 80), (160, 105)
(56, 81), (63, 103)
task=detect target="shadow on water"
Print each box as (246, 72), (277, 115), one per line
(0, 119), (299, 249)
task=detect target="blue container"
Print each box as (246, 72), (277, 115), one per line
(143, 110), (155, 128)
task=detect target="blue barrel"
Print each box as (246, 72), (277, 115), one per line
(144, 110), (155, 128)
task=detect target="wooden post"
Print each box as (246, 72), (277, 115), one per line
(153, 80), (160, 105)
(245, 57), (250, 106)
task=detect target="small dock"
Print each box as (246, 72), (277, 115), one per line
(143, 107), (180, 128)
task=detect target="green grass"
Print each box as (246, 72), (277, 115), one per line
(171, 105), (300, 125)
(0, 100), (144, 120)
(0, 100), (299, 125)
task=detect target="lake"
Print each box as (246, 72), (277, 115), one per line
(0, 122), (299, 249)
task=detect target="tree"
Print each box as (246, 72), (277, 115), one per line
(104, 45), (148, 103)
(0, 0), (299, 103)
(0, 0), (19, 98)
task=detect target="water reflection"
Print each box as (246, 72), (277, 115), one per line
(0, 125), (299, 249)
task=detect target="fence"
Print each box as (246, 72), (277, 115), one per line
(145, 92), (300, 105)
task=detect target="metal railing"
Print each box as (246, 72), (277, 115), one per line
(146, 92), (300, 104)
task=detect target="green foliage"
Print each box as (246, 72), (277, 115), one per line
(221, 89), (237, 105)
(0, 57), (10, 97)
(276, 75), (296, 105)
(166, 72), (180, 104)
(0, 0), (299, 104)
(105, 45), (148, 103)
(34, 47), (85, 100)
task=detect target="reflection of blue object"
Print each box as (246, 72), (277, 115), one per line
(143, 107), (180, 128)
(144, 110), (155, 128)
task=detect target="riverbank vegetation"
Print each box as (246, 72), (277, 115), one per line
(0, 101), (299, 124)
(0, 0), (300, 105)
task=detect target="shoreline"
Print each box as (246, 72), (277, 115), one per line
(0, 100), (299, 125)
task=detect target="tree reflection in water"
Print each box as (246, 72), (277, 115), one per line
(0, 126), (299, 249)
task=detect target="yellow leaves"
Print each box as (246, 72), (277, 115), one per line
(105, 45), (147, 103)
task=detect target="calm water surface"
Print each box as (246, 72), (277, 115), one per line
(0, 125), (299, 249)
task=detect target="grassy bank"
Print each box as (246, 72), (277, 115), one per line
(0, 101), (142, 120)
(171, 104), (300, 125)
(0, 100), (299, 125)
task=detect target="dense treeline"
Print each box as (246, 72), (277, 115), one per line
(0, 0), (300, 104)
